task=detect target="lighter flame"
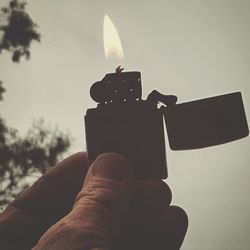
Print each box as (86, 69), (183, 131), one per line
(103, 14), (124, 59)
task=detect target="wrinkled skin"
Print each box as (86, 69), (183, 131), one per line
(0, 152), (188, 250)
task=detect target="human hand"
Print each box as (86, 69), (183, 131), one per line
(0, 152), (188, 250)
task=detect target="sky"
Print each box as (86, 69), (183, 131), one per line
(1, 0), (250, 249)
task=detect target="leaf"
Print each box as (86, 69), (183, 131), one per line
(0, 0), (41, 62)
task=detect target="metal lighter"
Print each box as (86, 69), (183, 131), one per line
(84, 67), (249, 180)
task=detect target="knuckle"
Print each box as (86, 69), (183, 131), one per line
(74, 182), (124, 210)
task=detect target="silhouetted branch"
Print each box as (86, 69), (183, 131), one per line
(0, 0), (40, 62)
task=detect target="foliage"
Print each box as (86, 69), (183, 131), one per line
(0, 0), (40, 62)
(0, 81), (5, 101)
(0, 115), (71, 207)
(0, 1), (71, 209)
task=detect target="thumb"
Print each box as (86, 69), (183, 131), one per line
(33, 153), (134, 250)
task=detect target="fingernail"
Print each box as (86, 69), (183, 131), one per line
(92, 153), (131, 181)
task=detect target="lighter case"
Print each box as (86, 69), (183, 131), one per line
(85, 69), (248, 180)
(85, 102), (167, 180)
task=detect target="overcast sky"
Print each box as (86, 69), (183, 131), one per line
(1, 0), (250, 249)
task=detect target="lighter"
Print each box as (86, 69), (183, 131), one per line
(85, 67), (249, 180)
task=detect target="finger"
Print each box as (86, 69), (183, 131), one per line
(111, 180), (173, 249)
(121, 205), (188, 250)
(0, 152), (88, 250)
(135, 180), (172, 217)
(159, 206), (188, 249)
(33, 152), (135, 250)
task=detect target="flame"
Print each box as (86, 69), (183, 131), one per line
(103, 14), (124, 59)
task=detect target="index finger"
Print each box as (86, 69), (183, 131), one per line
(0, 152), (88, 250)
